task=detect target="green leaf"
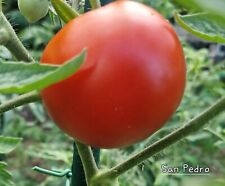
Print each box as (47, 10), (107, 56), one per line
(173, 0), (225, 19)
(0, 136), (22, 154)
(175, 13), (225, 43)
(0, 162), (14, 186)
(0, 49), (86, 94)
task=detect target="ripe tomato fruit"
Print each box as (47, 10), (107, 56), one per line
(41, 0), (186, 148)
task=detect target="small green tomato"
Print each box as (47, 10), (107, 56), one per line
(18, 0), (49, 23)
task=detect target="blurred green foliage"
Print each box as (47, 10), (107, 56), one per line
(140, 0), (175, 19)
(0, 0), (224, 186)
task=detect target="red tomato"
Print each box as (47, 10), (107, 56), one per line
(41, 0), (186, 148)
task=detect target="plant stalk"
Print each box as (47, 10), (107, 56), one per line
(71, 143), (100, 186)
(96, 96), (225, 179)
(0, 12), (34, 62)
(0, 91), (41, 114)
(75, 141), (99, 185)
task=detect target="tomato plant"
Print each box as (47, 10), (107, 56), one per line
(41, 0), (186, 148)
(1, 0), (225, 185)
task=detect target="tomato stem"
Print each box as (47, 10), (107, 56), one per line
(94, 96), (225, 179)
(0, 91), (41, 114)
(75, 141), (99, 185)
(71, 143), (100, 186)
(0, 12), (34, 62)
(89, 0), (101, 9)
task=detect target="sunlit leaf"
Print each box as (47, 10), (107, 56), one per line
(0, 49), (86, 94)
(175, 13), (225, 43)
(0, 136), (22, 154)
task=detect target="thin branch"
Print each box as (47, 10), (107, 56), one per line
(75, 141), (98, 184)
(97, 96), (225, 179)
(0, 91), (41, 114)
(204, 128), (225, 141)
(0, 12), (34, 62)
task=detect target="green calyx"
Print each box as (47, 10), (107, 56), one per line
(50, 0), (80, 23)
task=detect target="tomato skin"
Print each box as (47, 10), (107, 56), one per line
(41, 0), (186, 148)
